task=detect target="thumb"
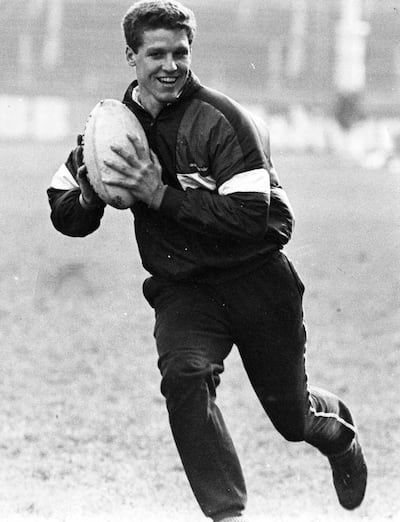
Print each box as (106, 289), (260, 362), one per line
(77, 165), (93, 193)
(77, 164), (88, 182)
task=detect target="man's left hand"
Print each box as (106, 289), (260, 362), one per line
(103, 134), (166, 209)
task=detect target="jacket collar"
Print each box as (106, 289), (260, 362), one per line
(122, 70), (201, 114)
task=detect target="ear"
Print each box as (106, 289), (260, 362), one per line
(126, 46), (136, 67)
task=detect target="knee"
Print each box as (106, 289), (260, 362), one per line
(265, 397), (306, 442)
(159, 351), (221, 404)
(280, 426), (305, 443)
(274, 414), (305, 442)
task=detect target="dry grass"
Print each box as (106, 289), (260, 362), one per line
(0, 142), (399, 521)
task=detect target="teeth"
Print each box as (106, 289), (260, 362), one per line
(159, 78), (177, 84)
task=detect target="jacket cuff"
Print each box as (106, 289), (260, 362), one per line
(159, 186), (186, 218)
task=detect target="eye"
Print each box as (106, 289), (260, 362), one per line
(175, 49), (189, 58)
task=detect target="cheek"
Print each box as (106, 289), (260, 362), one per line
(137, 70), (155, 86)
(135, 61), (155, 79)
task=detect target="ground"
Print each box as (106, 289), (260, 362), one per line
(0, 142), (399, 522)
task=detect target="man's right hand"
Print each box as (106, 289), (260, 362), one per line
(77, 164), (104, 208)
(74, 134), (104, 209)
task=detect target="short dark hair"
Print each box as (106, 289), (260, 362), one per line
(122, 0), (197, 52)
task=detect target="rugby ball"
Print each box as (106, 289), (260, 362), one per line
(83, 98), (149, 209)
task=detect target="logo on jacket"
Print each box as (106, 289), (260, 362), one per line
(189, 162), (209, 177)
(177, 162), (216, 192)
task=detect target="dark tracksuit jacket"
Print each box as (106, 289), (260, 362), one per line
(47, 72), (294, 282)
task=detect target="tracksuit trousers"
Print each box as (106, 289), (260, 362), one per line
(142, 250), (357, 520)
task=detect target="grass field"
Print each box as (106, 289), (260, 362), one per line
(0, 141), (399, 522)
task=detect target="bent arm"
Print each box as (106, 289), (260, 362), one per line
(47, 149), (105, 237)
(157, 169), (293, 245)
(152, 101), (293, 244)
(158, 177), (270, 241)
(47, 186), (105, 237)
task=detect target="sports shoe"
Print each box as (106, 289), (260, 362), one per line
(328, 435), (367, 509)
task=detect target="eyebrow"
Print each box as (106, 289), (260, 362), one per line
(146, 45), (189, 54)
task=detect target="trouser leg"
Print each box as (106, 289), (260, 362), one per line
(143, 278), (246, 520)
(216, 252), (357, 454)
(305, 386), (356, 455)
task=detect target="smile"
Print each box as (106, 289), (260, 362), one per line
(158, 77), (179, 85)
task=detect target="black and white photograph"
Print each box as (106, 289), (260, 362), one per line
(0, 1), (399, 521)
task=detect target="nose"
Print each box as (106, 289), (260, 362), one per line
(163, 54), (178, 72)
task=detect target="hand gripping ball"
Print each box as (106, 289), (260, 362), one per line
(83, 99), (149, 209)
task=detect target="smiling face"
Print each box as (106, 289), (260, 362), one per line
(126, 28), (192, 118)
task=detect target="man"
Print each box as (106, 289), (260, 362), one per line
(47, 2), (367, 521)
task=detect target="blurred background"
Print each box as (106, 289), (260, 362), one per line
(0, 0), (399, 168)
(0, 2), (399, 521)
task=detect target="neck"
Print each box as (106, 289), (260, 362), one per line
(132, 87), (164, 118)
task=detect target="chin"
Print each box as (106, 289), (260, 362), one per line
(159, 92), (180, 103)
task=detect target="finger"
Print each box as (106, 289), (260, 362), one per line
(104, 158), (136, 177)
(77, 164), (88, 179)
(102, 177), (131, 188)
(127, 133), (148, 160)
(102, 175), (139, 193)
(110, 144), (140, 168)
(77, 145), (84, 166)
(77, 134), (84, 146)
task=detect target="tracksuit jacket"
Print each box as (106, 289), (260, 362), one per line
(48, 72), (294, 282)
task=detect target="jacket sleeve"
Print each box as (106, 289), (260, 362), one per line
(158, 107), (294, 245)
(47, 146), (105, 237)
(159, 176), (294, 246)
(47, 186), (105, 237)
(159, 187), (269, 240)
(255, 118), (295, 245)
